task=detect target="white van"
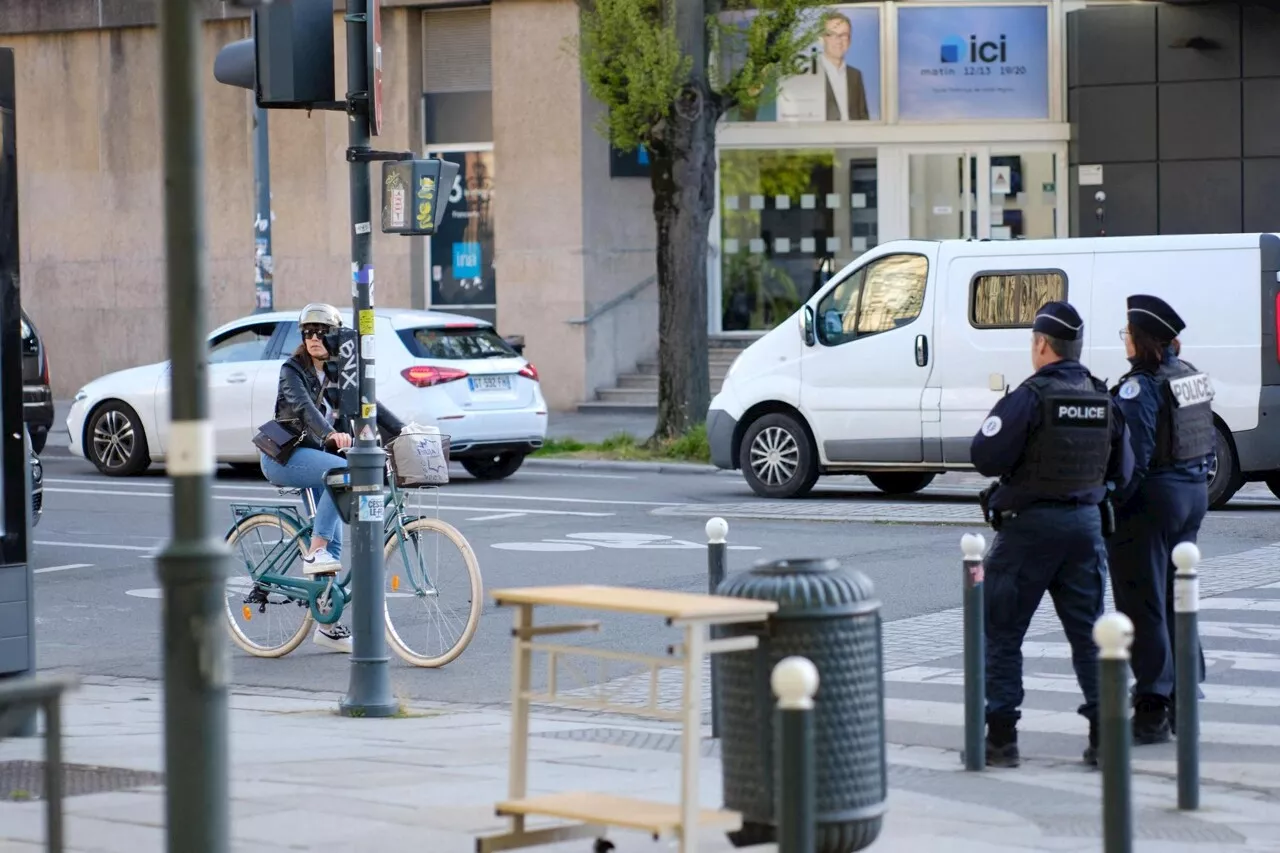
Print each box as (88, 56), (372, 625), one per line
(707, 233), (1280, 510)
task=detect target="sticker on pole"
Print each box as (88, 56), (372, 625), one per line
(362, 402), (377, 419)
(358, 309), (375, 335)
(361, 335), (376, 359)
(358, 494), (385, 523)
(1174, 576), (1199, 613)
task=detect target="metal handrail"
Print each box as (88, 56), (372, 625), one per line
(0, 674), (79, 853)
(565, 274), (657, 326)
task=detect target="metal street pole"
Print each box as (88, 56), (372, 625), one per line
(1172, 542), (1201, 811)
(157, 0), (232, 851)
(252, 101), (273, 312)
(340, 0), (397, 718)
(706, 516), (727, 739)
(961, 532), (986, 771)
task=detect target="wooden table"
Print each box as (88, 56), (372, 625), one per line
(476, 584), (778, 853)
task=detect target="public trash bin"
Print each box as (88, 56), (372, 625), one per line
(715, 557), (886, 853)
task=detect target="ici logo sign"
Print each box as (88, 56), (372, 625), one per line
(940, 33), (1008, 64)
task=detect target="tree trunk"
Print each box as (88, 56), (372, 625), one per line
(650, 90), (717, 441)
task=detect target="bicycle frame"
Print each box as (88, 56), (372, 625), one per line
(226, 457), (440, 624)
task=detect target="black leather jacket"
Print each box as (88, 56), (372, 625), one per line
(274, 353), (405, 451)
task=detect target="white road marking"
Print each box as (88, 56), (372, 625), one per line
(35, 540), (157, 552)
(34, 563), (92, 575)
(491, 532), (762, 552)
(513, 471), (637, 480)
(44, 479), (677, 507)
(43, 488), (612, 518)
(1199, 621), (1280, 641)
(885, 697), (1280, 747)
(1200, 598), (1280, 612)
(1021, 640), (1280, 673)
(465, 513), (526, 522)
(886, 665), (1280, 707)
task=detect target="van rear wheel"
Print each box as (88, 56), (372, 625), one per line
(867, 472), (937, 496)
(740, 412), (818, 499)
(1207, 422), (1242, 510)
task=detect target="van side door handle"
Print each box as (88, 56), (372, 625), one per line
(915, 334), (929, 367)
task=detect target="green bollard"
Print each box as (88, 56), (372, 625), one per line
(961, 533), (986, 771)
(1172, 541), (1201, 811)
(772, 656), (818, 853)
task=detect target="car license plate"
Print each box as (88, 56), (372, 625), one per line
(470, 375), (512, 392)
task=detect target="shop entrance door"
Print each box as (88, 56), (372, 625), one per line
(906, 148), (985, 241)
(904, 145), (1067, 241)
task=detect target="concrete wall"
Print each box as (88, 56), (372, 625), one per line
(3, 7), (422, 399)
(3, 0), (658, 409)
(1067, 2), (1280, 236)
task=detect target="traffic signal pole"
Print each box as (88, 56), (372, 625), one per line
(157, 0), (232, 850)
(339, 0), (398, 719)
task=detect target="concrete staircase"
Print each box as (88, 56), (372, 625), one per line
(577, 337), (753, 413)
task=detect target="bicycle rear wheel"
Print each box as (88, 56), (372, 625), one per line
(383, 517), (483, 667)
(225, 513), (315, 658)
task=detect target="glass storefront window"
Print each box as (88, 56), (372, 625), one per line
(989, 152), (1057, 240)
(719, 148), (878, 332)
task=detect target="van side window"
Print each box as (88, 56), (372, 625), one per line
(815, 254), (928, 346)
(971, 271), (1067, 328)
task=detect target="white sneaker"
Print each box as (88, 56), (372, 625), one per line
(314, 624), (353, 653)
(301, 548), (342, 575)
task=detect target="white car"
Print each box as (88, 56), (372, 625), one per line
(67, 308), (548, 480)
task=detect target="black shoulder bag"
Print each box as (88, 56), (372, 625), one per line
(253, 418), (304, 463)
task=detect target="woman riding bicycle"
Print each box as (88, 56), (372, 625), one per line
(260, 302), (404, 652)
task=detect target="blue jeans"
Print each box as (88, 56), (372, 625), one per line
(260, 449), (348, 558)
(984, 504), (1108, 724)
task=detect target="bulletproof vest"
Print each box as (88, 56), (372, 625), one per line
(1152, 360), (1215, 464)
(1007, 372), (1112, 496)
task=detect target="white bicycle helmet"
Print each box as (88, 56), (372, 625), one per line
(298, 302), (342, 328)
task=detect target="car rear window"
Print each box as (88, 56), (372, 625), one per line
(398, 326), (516, 360)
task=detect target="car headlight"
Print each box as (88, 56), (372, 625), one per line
(73, 389), (87, 403)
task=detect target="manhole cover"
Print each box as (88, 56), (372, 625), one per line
(0, 760), (164, 801)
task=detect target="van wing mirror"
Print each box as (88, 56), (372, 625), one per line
(801, 305), (816, 347)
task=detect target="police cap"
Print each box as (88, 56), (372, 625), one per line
(1032, 301), (1084, 341)
(1127, 294), (1185, 342)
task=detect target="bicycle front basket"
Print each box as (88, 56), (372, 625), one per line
(388, 431), (451, 488)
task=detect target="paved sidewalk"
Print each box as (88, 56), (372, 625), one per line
(2, 677), (1279, 853)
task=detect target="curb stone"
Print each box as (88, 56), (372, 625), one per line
(524, 456), (725, 475)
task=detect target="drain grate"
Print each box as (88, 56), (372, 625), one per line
(531, 728), (1246, 845)
(0, 761), (165, 801)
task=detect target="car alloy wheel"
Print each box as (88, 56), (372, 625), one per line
(749, 425), (799, 488)
(92, 408), (140, 473)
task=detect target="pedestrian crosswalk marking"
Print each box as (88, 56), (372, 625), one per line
(886, 666), (1280, 707)
(1198, 598), (1280, 612)
(885, 698), (1280, 747)
(1020, 640), (1280, 673)
(1199, 621), (1280, 641)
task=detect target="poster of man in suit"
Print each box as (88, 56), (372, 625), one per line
(776, 7), (880, 122)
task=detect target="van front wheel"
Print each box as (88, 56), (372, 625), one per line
(740, 412), (818, 499)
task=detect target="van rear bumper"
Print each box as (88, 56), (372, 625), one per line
(1233, 387), (1280, 473)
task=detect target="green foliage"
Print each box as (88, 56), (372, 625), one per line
(574, 0), (827, 151)
(533, 425), (711, 463)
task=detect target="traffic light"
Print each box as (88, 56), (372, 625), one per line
(380, 159), (459, 237)
(213, 0), (335, 108)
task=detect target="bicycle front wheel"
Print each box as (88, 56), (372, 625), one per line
(383, 517), (483, 667)
(225, 513), (315, 658)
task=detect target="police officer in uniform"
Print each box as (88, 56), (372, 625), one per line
(971, 301), (1134, 768)
(1109, 294), (1212, 744)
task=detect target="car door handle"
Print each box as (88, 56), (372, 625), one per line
(915, 335), (929, 367)
(226, 373), (248, 384)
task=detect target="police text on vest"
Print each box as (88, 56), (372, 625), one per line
(1168, 373), (1214, 408)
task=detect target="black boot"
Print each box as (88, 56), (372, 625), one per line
(986, 719), (1020, 768)
(1133, 695), (1172, 745)
(1083, 718), (1099, 767)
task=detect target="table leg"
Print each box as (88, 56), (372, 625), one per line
(680, 623), (704, 853)
(509, 603), (533, 802)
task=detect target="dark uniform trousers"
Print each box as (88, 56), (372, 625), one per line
(1109, 479), (1208, 700)
(985, 503), (1107, 724)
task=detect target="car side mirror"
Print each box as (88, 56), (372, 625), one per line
(801, 306), (816, 347)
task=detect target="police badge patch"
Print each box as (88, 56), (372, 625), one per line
(981, 415), (1003, 436)
(1119, 378), (1141, 400)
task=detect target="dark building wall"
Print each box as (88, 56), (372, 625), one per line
(1067, 2), (1280, 236)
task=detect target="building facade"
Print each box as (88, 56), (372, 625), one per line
(3, 0), (1275, 409)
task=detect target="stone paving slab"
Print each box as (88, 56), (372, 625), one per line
(3, 678), (1280, 852)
